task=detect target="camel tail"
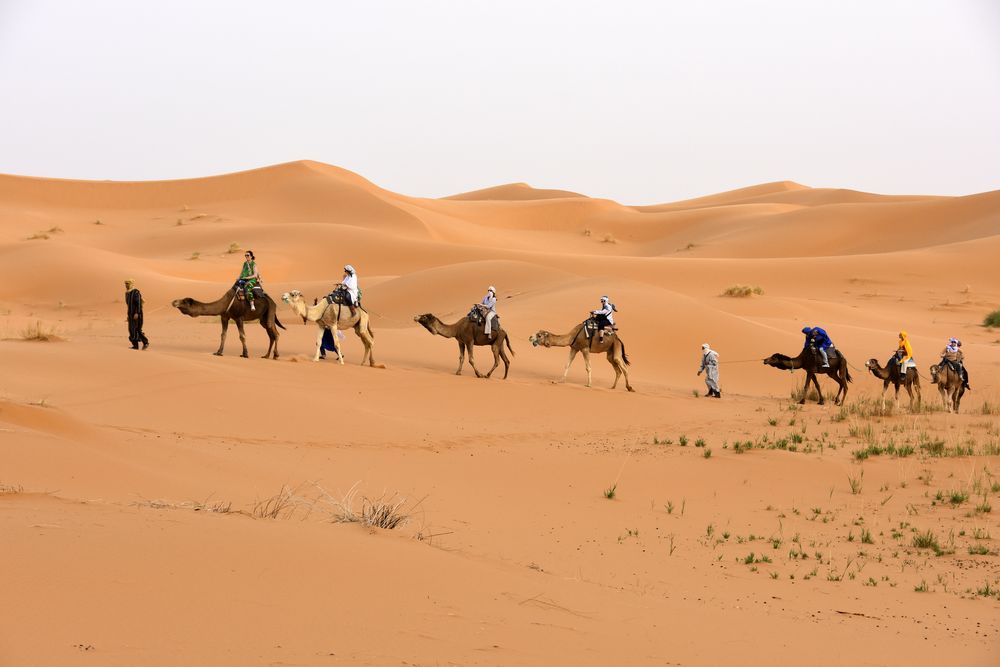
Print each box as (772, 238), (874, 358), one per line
(275, 314), (286, 330)
(844, 358), (852, 383)
(621, 342), (631, 366)
(504, 332), (516, 357)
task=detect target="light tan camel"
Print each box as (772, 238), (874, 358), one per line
(529, 321), (634, 392)
(929, 363), (965, 413)
(413, 313), (514, 379)
(282, 290), (378, 366)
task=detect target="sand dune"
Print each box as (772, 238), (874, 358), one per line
(1, 161), (999, 666)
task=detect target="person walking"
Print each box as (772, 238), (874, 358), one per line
(697, 342), (720, 397)
(125, 279), (148, 350)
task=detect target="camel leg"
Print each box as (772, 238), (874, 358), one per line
(354, 321), (371, 366)
(618, 353), (635, 392)
(913, 378), (921, 411)
(313, 326), (325, 362)
(811, 372), (824, 405)
(455, 341), (466, 375)
(609, 351), (621, 389)
(260, 318), (277, 359)
(332, 325), (345, 365)
(893, 383), (901, 410)
(880, 382), (889, 410)
(356, 327), (375, 367)
(499, 343), (511, 380)
(235, 319), (248, 358)
(559, 348), (578, 383)
(484, 342), (501, 379)
(215, 316), (229, 356)
(582, 348), (592, 388)
(467, 343), (484, 378)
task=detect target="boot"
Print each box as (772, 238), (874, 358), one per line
(250, 301), (256, 312)
(704, 390), (713, 397)
(713, 390), (722, 398)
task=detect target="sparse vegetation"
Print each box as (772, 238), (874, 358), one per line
(848, 470), (864, 495)
(20, 321), (60, 342)
(912, 529), (941, 554)
(984, 310), (1000, 328)
(0, 483), (24, 496)
(227, 242), (242, 254)
(914, 580), (929, 592)
(722, 284), (764, 298)
(189, 251), (201, 260)
(703, 448), (712, 459)
(604, 483), (617, 500)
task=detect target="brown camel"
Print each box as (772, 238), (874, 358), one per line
(865, 357), (921, 411)
(528, 321), (634, 392)
(281, 290), (378, 367)
(172, 286), (285, 359)
(413, 313), (514, 379)
(929, 363), (965, 413)
(763, 348), (852, 405)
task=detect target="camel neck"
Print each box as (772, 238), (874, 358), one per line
(431, 317), (462, 337)
(192, 287), (238, 315)
(548, 323), (585, 346)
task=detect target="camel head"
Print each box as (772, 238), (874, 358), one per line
(762, 353), (791, 369)
(413, 313), (437, 333)
(172, 297), (198, 317)
(529, 330), (553, 347)
(281, 290), (303, 304)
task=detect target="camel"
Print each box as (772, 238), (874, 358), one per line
(763, 348), (852, 405)
(172, 286), (284, 359)
(281, 290), (378, 366)
(929, 363), (965, 413)
(528, 321), (634, 392)
(413, 313), (514, 379)
(865, 357), (921, 411)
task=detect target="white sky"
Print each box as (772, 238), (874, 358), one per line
(0, 0), (998, 203)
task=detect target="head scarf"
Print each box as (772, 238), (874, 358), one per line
(488, 285), (496, 294)
(801, 326), (812, 334)
(344, 264), (355, 274)
(702, 343), (711, 350)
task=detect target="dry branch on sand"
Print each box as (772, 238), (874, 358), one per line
(132, 498), (234, 514)
(0, 483), (25, 496)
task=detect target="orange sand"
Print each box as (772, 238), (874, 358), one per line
(1, 161), (999, 665)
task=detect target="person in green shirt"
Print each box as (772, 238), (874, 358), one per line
(239, 250), (260, 311)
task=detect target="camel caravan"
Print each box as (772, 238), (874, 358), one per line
(167, 255), (974, 411)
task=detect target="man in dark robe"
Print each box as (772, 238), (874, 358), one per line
(125, 279), (149, 350)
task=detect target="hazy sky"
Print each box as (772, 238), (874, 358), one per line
(1, 1), (998, 203)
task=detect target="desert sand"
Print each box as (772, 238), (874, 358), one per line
(1, 160), (998, 665)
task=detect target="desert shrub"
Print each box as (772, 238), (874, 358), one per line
(984, 310), (1000, 328)
(21, 321), (60, 342)
(722, 285), (764, 298)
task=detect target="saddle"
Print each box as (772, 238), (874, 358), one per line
(325, 287), (362, 307)
(583, 317), (616, 339)
(809, 345), (838, 362)
(234, 280), (265, 301)
(468, 305), (500, 333)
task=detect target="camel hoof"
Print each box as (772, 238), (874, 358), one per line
(627, 387), (636, 393)
(213, 352), (223, 357)
(241, 354), (249, 359)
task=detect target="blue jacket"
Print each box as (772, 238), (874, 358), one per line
(804, 327), (833, 349)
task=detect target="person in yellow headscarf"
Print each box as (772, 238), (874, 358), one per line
(896, 331), (913, 368)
